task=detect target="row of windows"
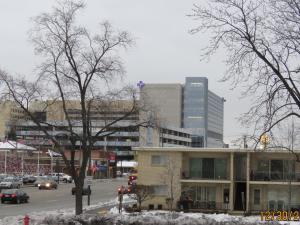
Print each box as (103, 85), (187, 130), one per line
(160, 138), (190, 146)
(160, 129), (190, 138)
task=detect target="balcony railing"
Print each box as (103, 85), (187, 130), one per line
(177, 200), (229, 211)
(181, 171), (229, 180)
(250, 171), (300, 182)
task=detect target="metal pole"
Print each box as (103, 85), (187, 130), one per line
(21, 151), (24, 176)
(87, 185), (91, 206)
(4, 150), (7, 174)
(37, 150), (40, 175)
(51, 154), (53, 174)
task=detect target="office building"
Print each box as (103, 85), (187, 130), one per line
(140, 77), (224, 147)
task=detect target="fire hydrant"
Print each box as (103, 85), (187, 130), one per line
(23, 215), (30, 225)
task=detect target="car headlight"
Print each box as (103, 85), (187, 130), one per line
(46, 183), (50, 187)
(38, 184), (41, 187)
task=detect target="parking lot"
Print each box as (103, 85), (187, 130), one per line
(0, 178), (126, 218)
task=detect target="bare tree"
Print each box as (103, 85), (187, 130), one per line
(0, 0), (156, 215)
(190, 0), (300, 143)
(129, 185), (153, 211)
(163, 156), (180, 211)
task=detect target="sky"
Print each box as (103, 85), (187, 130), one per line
(0, 0), (253, 146)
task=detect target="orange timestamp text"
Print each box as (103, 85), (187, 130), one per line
(260, 211), (300, 221)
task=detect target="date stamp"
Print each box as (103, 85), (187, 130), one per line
(260, 211), (300, 221)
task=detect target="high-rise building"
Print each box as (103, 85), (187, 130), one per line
(141, 77), (225, 147)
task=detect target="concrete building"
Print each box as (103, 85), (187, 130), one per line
(14, 100), (192, 162)
(0, 101), (26, 139)
(135, 147), (300, 213)
(140, 77), (225, 147)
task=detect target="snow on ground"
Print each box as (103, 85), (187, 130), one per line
(0, 194), (136, 225)
(1, 196), (300, 225)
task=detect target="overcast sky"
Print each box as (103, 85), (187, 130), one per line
(0, 0), (253, 146)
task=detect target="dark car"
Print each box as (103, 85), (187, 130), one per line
(71, 186), (91, 195)
(117, 186), (133, 195)
(38, 180), (58, 190)
(0, 189), (29, 204)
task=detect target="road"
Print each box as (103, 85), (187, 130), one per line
(0, 178), (126, 218)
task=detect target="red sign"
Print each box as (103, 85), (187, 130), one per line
(109, 152), (116, 162)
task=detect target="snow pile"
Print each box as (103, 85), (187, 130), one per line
(37, 211), (288, 225)
(2, 210), (294, 225)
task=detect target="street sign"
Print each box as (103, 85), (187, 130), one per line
(85, 176), (93, 185)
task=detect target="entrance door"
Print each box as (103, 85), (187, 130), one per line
(234, 182), (246, 210)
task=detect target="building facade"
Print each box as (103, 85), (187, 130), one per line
(135, 147), (300, 213)
(140, 77), (224, 147)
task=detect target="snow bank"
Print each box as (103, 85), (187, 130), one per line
(24, 210), (295, 225)
(0, 195), (297, 225)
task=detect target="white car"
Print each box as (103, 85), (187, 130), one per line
(0, 177), (22, 189)
(50, 173), (72, 183)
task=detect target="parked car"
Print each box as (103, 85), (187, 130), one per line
(38, 180), (58, 190)
(49, 173), (72, 183)
(22, 175), (37, 184)
(0, 189), (29, 204)
(71, 186), (91, 195)
(61, 173), (72, 183)
(0, 177), (22, 189)
(0, 174), (7, 183)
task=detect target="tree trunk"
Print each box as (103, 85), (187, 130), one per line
(75, 184), (83, 215)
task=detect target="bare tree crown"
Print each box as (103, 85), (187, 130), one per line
(190, 0), (300, 144)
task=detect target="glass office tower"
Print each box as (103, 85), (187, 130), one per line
(183, 77), (224, 147)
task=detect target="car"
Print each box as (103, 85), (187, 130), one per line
(0, 174), (7, 183)
(0, 189), (29, 204)
(117, 186), (133, 194)
(22, 175), (37, 184)
(0, 177), (22, 189)
(71, 186), (91, 195)
(61, 173), (72, 183)
(38, 180), (58, 190)
(116, 171), (122, 177)
(49, 173), (72, 183)
(34, 176), (52, 187)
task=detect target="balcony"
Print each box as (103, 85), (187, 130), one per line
(250, 171), (300, 182)
(181, 171), (229, 181)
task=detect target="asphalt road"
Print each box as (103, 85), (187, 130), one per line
(0, 178), (126, 219)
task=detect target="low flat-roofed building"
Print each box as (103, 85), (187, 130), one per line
(134, 147), (300, 213)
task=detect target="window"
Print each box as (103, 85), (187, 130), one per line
(215, 159), (227, 179)
(202, 158), (214, 179)
(254, 189), (260, 205)
(151, 155), (167, 166)
(189, 158), (202, 178)
(146, 127), (153, 146)
(189, 158), (227, 179)
(271, 160), (283, 180)
(152, 185), (167, 196)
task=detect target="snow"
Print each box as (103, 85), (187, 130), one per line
(1, 197), (300, 225)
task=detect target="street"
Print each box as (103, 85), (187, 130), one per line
(0, 178), (126, 219)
